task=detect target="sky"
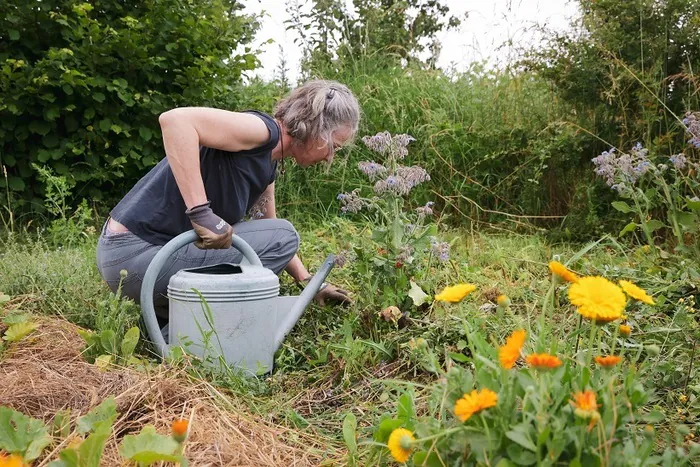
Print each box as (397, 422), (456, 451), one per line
(241, 0), (581, 83)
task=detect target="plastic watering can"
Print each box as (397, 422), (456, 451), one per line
(140, 229), (335, 376)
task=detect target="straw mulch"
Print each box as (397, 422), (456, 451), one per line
(0, 315), (335, 466)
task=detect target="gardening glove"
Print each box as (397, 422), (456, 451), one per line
(185, 201), (233, 249)
(314, 282), (353, 307)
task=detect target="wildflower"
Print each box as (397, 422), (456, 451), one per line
(496, 294), (511, 308)
(669, 153), (687, 170)
(362, 131), (415, 159)
(619, 324), (631, 337)
(0, 454), (24, 467)
(592, 144), (651, 189)
(416, 201), (434, 217)
(548, 261), (579, 283)
(337, 189), (364, 213)
(434, 283), (476, 303)
(171, 419), (189, 443)
(683, 111), (700, 148)
(358, 160), (388, 180)
(618, 280), (655, 305)
(594, 355), (622, 368)
(387, 428), (415, 463)
(429, 237), (450, 262)
(568, 276), (627, 323)
(498, 329), (526, 369)
(526, 353), (563, 370)
(571, 390), (599, 420)
(454, 389), (498, 422)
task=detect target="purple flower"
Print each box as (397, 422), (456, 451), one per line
(362, 131), (416, 160)
(337, 189), (364, 213)
(683, 111), (700, 148)
(669, 153), (687, 170)
(592, 145), (651, 189)
(429, 237), (450, 263)
(416, 201), (434, 217)
(358, 160), (388, 180)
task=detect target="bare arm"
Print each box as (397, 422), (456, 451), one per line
(158, 107), (271, 209)
(257, 183), (311, 282)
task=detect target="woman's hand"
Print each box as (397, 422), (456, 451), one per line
(314, 283), (353, 307)
(186, 201), (233, 249)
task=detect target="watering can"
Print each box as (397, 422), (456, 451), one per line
(140, 229), (335, 376)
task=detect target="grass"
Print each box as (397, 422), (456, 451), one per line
(0, 219), (697, 464)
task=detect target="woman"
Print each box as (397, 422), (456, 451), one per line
(97, 80), (360, 322)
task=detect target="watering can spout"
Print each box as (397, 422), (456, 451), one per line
(274, 254), (336, 348)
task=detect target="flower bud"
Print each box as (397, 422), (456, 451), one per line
(119, 269), (128, 279)
(645, 344), (661, 356)
(643, 424), (655, 438)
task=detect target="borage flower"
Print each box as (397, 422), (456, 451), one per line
(387, 428), (415, 463)
(498, 329), (526, 369)
(568, 276), (626, 323)
(454, 389), (498, 422)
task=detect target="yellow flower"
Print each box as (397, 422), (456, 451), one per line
(594, 355), (622, 368)
(548, 261), (579, 283)
(387, 428), (415, 463)
(454, 389), (498, 422)
(568, 276), (626, 323)
(525, 353), (562, 370)
(498, 329), (526, 369)
(618, 280), (655, 305)
(619, 324), (632, 337)
(434, 283), (476, 303)
(171, 419), (189, 443)
(0, 454), (24, 467)
(571, 390), (599, 419)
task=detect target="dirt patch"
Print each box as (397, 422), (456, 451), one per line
(0, 316), (334, 466)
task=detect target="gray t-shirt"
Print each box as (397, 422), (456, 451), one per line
(110, 110), (279, 245)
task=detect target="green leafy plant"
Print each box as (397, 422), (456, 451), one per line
(0, 406), (52, 462)
(118, 425), (187, 466)
(2, 312), (37, 343)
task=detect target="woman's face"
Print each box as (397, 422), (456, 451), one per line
(291, 126), (353, 167)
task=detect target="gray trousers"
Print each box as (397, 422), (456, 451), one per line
(96, 218), (300, 315)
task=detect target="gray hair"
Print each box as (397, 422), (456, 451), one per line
(273, 80), (360, 146)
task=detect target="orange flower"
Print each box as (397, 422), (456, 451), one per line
(549, 261), (579, 283)
(454, 389), (498, 422)
(0, 453), (24, 467)
(498, 329), (526, 369)
(571, 390), (599, 419)
(619, 324), (631, 337)
(594, 355), (621, 368)
(526, 353), (562, 370)
(171, 419), (189, 443)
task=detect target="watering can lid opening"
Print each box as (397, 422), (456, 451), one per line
(183, 263), (243, 275)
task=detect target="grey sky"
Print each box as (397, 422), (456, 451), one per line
(241, 0), (580, 82)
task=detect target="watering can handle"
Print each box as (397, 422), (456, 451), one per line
(139, 229), (264, 359)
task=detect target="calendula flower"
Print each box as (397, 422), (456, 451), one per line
(549, 261), (579, 283)
(526, 353), (562, 370)
(454, 388), (498, 422)
(498, 329), (526, 369)
(594, 355), (622, 368)
(571, 391), (599, 420)
(618, 280), (655, 305)
(619, 324), (631, 337)
(568, 276), (626, 322)
(496, 294), (511, 308)
(387, 428), (415, 463)
(0, 454), (24, 467)
(171, 419), (189, 443)
(434, 283), (476, 303)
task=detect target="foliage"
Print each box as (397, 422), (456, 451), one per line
(0, 407), (51, 462)
(0, 0), (259, 215)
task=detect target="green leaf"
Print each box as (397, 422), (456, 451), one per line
(506, 428), (537, 452)
(506, 442), (538, 465)
(118, 425), (180, 464)
(414, 451), (444, 467)
(370, 228), (387, 242)
(611, 201), (634, 213)
(77, 397), (118, 434)
(2, 312), (27, 325)
(9, 29), (19, 40)
(92, 93), (106, 103)
(77, 420), (112, 467)
(619, 222), (638, 236)
(408, 280), (430, 307)
(28, 120), (52, 136)
(0, 406), (52, 461)
(48, 448), (79, 467)
(139, 127), (153, 142)
(99, 330), (117, 354)
(676, 212), (697, 230)
(98, 119), (112, 132)
(0, 293), (10, 305)
(3, 321), (38, 342)
(642, 410), (665, 423)
(645, 219), (665, 232)
(449, 352), (470, 363)
(120, 327), (140, 359)
(686, 197), (700, 212)
(397, 392), (415, 421)
(342, 412), (357, 455)
(94, 354), (113, 370)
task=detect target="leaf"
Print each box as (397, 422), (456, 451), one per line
(0, 293), (10, 304)
(92, 93), (105, 103)
(48, 448), (79, 467)
(448, 352), (470, 363)
(642, 410), (665, 423)
(99, 330), (117, 354)
(645, 219), (665, 232)
(611, 201), (634, 213)
(413, 451), (444, 467)
(0, 406), (52, 461)
(28, 120), (52, 136)
(408, 280), (430, 307)
(94, 354), (113, 370)
(118, 425), (180, 464)
(676, 212), (697, 230)
(120, 327), (140, 359)
(686, 197), (700, 212)
(2, 312), (27, 325)
(3, 321), (38, 342)
(619, 222), (638, 236)
(505, 429), (537, 452)
(397, 392), (415, 421)
(77, 420), (112, 467)
(8, 29), (19, 41)
(342, 412), (357, 455)
(139, 127), (153, 142)
(77, 397), (118, 434)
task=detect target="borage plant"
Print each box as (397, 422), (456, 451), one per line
(337, 131), (449, 310)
